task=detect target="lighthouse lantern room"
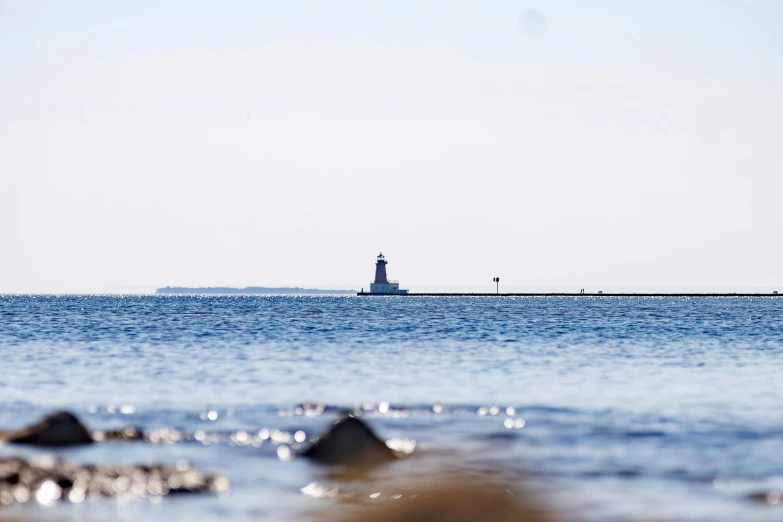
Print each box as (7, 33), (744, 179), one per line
(369, 253), (408, 294)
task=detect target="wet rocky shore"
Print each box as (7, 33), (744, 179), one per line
(2, 407), (782, 521)
(0, 409), (410, 511)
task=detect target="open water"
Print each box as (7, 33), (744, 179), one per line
(1, 295), (783, 521)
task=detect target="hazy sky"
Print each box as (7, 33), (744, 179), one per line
(1, 1), (781, 293)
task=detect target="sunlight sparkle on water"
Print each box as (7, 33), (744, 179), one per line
(503, 418), (526, 429)
(386, 437), (417, 454)
(13, 486), (30, 504)
(300, 482), (339, 498)
(277, 446), (293, 461)
(68, 488), (85, 504)
(35, 480), (62, 505)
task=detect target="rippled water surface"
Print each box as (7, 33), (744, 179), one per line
(2, 295), (783, 521)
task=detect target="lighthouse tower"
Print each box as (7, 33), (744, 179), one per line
(369, 253), (408, 294)
(374, 253), (389, 284)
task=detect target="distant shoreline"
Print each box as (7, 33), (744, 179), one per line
(156, 286), (356, 295)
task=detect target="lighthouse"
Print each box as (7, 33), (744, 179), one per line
(368, 253), (408, 294)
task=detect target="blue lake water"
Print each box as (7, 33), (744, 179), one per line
(1, 295), (783, 520)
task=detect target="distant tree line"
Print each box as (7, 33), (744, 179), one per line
(156, 286), (355, 295)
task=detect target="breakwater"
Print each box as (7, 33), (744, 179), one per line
(357, 292), (781, 297)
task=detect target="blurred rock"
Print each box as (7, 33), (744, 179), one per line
(748, 490), (781, 505)
(0, 411), (93, 446)
(93, 426), (145, 442)
(301, 416), (397, 467)
(0, 456), (228, 506)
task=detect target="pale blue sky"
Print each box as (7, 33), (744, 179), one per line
(1, 1), (781, 292)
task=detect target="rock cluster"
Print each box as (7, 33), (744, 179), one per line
(0, 410), (405, 508)
(0, 410), (229, 507)
(0, 456), (228, 506)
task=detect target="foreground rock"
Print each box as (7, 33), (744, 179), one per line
(747, 490), (782, 505)
(0, 411), (148, 447)
(0, 456), (228, 506)
(301, 416), (398, 467)
(0, 411), (93, 446)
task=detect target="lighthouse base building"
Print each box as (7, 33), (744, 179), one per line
(370, 281), (405, 294)
(368, 253), (408, 294)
